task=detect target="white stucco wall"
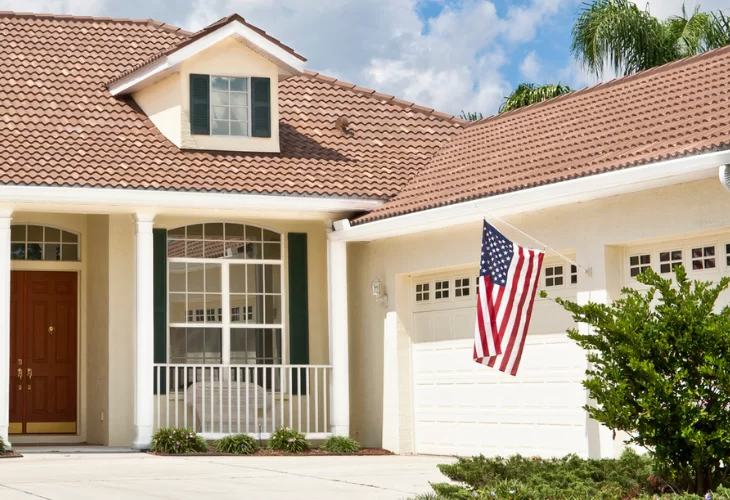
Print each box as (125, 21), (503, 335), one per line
(348, 176), (730, 455)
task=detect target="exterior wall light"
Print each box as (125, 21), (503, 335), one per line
(371, 277), (388, 307)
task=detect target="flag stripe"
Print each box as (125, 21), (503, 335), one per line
(505, 252), (544, 376)
(499, 249), (536, 373)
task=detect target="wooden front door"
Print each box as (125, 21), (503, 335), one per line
(9, 271), (78, 434)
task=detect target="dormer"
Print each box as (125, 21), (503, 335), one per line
(108, 15), (306, 154)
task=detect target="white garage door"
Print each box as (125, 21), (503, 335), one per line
(412, 269), (588, 458)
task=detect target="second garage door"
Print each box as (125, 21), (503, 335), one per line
(411, 269), (588, 457)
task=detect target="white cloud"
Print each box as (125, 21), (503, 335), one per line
(505, 0), (576, 43)
(182, 0), (573, 116)
(0, 0), (106, 15)
(519, 50), (541, 82)
(631, 0), (729, 19)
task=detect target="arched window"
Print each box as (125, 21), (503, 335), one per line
(10, 224), (80, 261)
(167, 223), (284, 369)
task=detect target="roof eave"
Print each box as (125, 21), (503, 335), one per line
(109, 19), (305, 96)
(330, 149), (730, 242)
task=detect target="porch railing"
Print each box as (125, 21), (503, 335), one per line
(153, 364), (333, 439)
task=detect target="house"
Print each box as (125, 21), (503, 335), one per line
(1, 11), (730, 458)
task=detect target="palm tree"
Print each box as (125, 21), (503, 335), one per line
(498, 83), (572, 114)
(571, 0), (730, 77)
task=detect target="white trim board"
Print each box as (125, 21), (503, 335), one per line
(0, 185), (383, 217)
(109, 20), (306, 96)
(330, 150), (730, 242)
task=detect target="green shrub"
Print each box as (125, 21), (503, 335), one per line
(215, 434), (258, 455)
(549, 267), (730, 494)
(268, 427), (309, 454)
(149, 427), (208, 454)
(0, 435), (8, 454)
(427, 449), (661, 499)
(320, 436), (360, 454)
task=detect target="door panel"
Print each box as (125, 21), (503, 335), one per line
(8, 271), (78, 434)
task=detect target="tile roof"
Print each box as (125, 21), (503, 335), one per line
(353, 45), (730, 225)
(0, 13), (464, 200)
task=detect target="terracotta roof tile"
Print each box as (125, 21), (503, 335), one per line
(354, 45), (730, 224)
(0, 13), (463, 200)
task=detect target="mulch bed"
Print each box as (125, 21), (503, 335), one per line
(0, 452), (23, 459)
(150, 448), (393, 457)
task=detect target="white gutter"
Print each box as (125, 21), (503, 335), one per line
(330, 150), (730, 242)
(0, 185), (383, 213)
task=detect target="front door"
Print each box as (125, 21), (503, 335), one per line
(9, 271), (78, 434)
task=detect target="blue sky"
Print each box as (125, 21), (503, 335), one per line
(1, 0), (725, 115)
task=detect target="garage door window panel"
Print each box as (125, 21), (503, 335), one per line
(415, 283), (430, 302)
(434, 280), (450, 300)
(629, 254), (651, 278)
(691, 246), (716, 271)
(659, 250), (683, 274)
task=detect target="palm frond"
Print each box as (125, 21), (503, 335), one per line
(665, 4), (713, 57)
(706, 10), (730, 49)
(498, 83), (573, 114)
(571, 0), (669, 77)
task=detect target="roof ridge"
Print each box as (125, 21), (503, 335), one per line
(302, 70), (468, 126)
(466, 43), (730, 129)
(0, 11), (193, 36)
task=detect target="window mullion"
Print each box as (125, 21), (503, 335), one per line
(222, 262), (231, 365)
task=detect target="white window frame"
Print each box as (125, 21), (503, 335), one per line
(166, 225), (286, 366)
(628, 252), (652, 280)
(434, 280), (450, 300)
(543, 263), (568, 289)
(689, 243), (718, 273)
(415, 282), (431, 303)
(454, 277), (473, 300)
(658, 248), (683, 275)
(10, 223), (81, 262)
(210, 75), (252, 138)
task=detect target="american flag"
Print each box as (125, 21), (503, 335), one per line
(474, 220), (544, 376)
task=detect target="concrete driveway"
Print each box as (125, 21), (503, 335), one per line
(0, 452), (453, 499)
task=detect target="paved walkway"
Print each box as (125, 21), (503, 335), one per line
(0, 452), (453, 499)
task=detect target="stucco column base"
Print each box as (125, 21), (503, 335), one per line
(132, 426), (153, 450)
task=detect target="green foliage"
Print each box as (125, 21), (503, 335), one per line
(428, 450), (655, 499)
(267, 427), (309, 454)
(215, 434), (259, 455)
(320, 435), (361, 454)
(498, 83), (572, 113)
(571, 0), (730, 78)
(0, 435), (8, 454)
(553, 266), (730, 494)
(149, 427), (208, 455)
(459, 110), (484, 122)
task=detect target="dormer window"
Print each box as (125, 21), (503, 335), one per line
(190, 74), (271, 138)
(211, 76), (250, 137)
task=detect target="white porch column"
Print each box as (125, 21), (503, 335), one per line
(327, 238), (350, 436)
(132, 213), (155, 449)
(577, 242), (623, 459)
(0, 211), (11, 450)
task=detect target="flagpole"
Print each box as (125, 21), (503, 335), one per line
(483, 213), (592, 277)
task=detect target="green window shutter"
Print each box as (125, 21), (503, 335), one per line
(251, 77), (271, 138)
(189, 74), (210, 135)
(153, 228), (167, 395)
(288, 233), (309, 395)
